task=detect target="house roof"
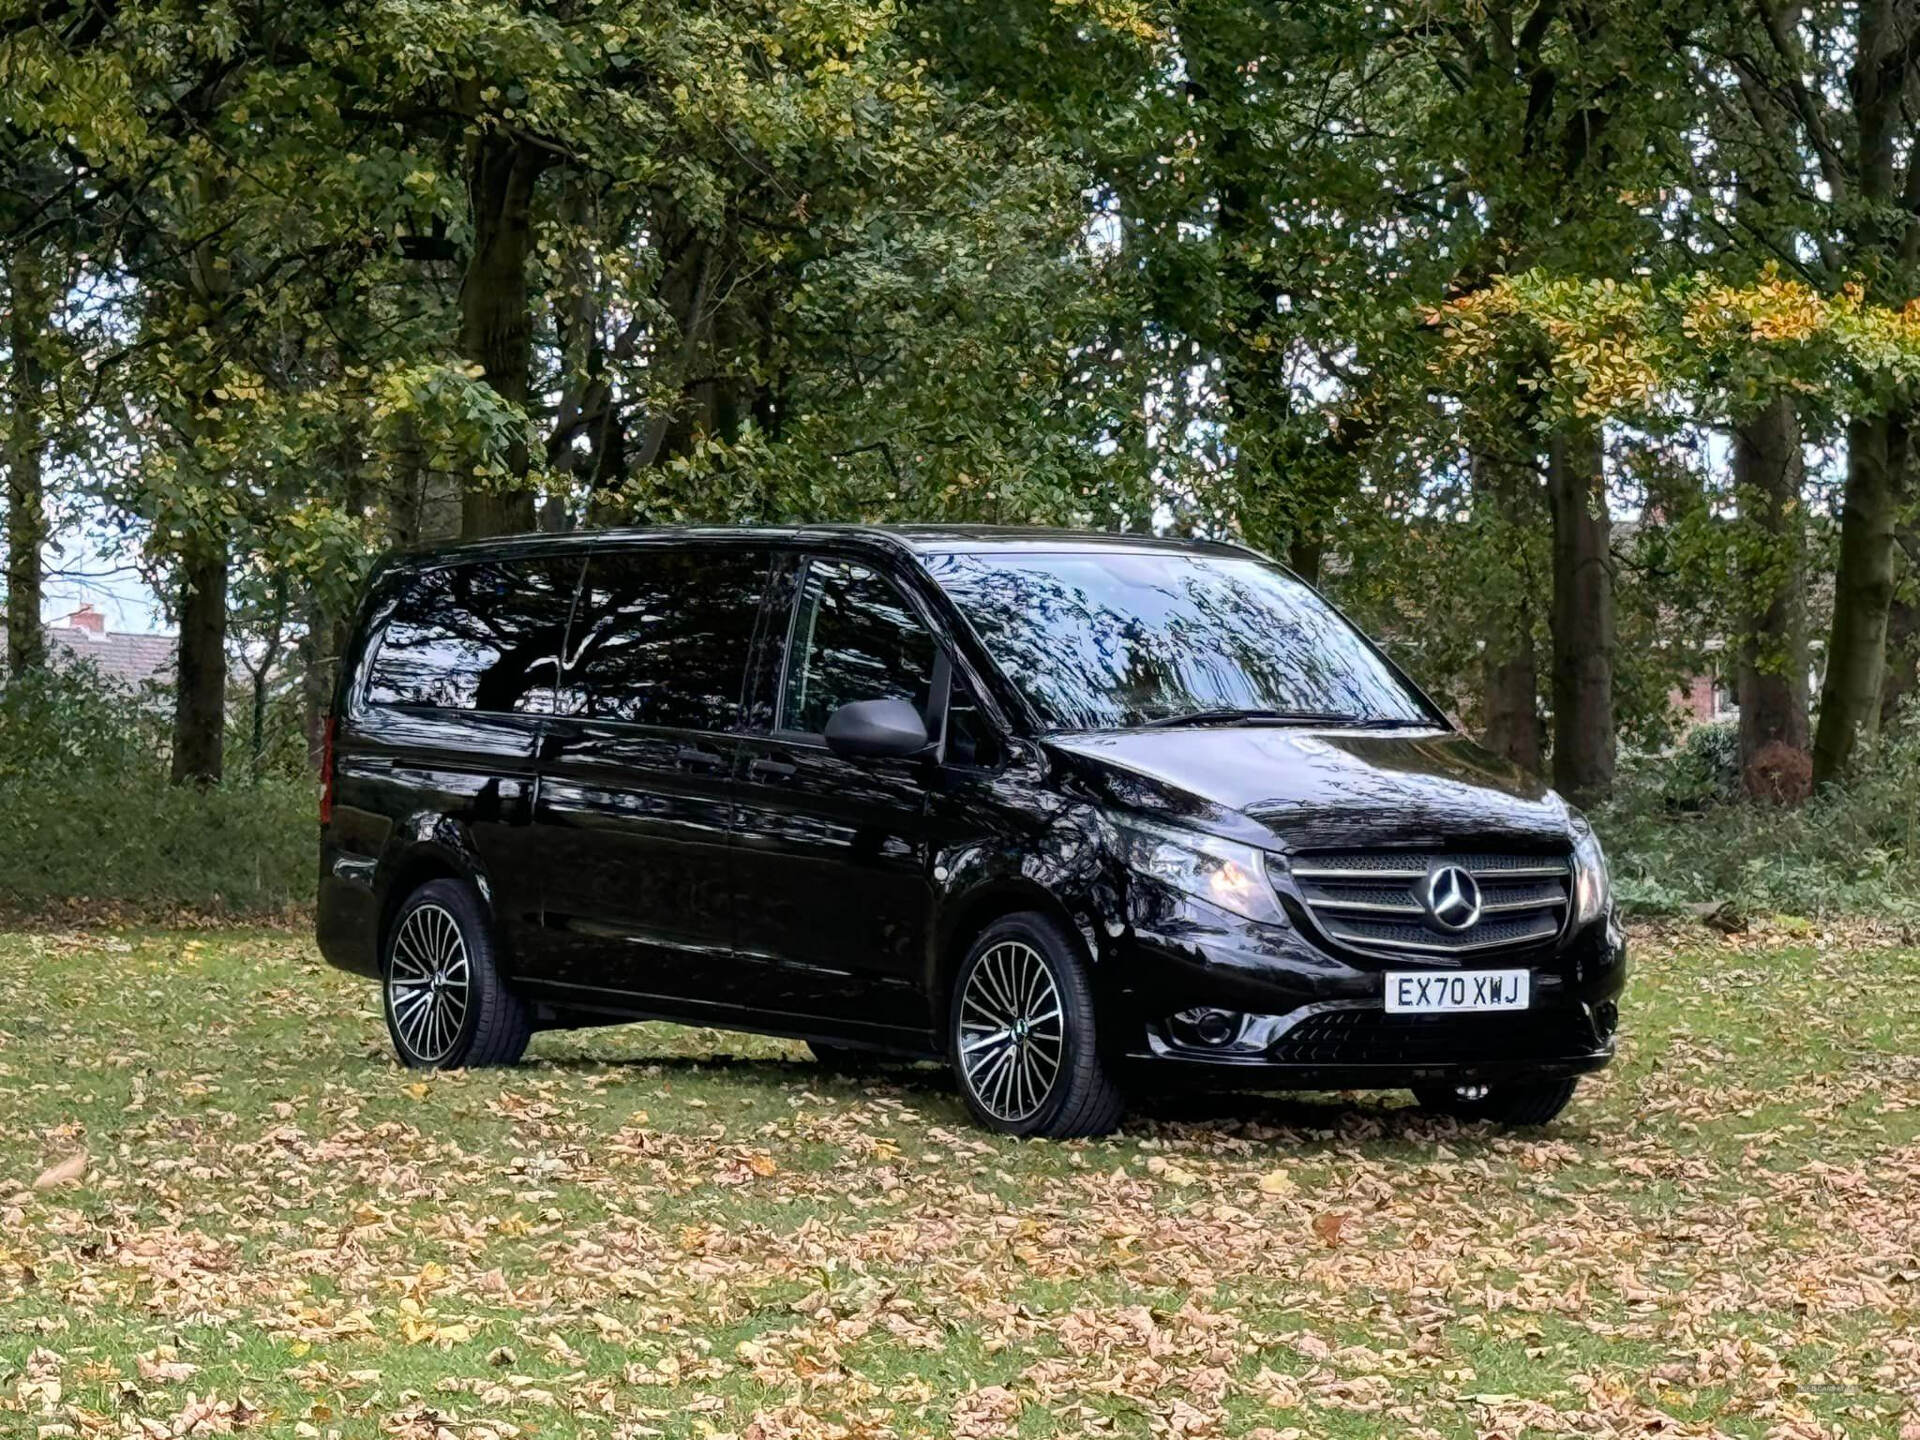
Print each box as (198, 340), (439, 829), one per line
(0, 609), (177, 691)
(46, 624), (176, 689)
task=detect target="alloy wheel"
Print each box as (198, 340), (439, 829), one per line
(958, 940), (1064, 1122)
(388, 903), (472, 1064)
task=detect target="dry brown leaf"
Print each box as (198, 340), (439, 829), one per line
(31, 1152), (86, 1190)
(1256, 1171), (1296, 1197)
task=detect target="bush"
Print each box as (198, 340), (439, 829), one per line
(1656, 719), (1741, 810)
(1743, 740), (1813, 806)
(1598, 713), (1920, 920)
(0, 664), (314, 918)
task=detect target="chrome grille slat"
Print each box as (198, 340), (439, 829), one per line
(1305, 896), (1426, 916)
(1286, 848), (1572, 961)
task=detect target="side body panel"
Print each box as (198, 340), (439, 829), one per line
(317, 548), (583, 978)
(525, 541), (769, 1011)
(727, 550), (946, 1038)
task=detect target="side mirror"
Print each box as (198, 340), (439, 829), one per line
(824, 697), (932, 761)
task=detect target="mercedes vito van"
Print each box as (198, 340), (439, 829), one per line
(318, 527), (1624, 1136)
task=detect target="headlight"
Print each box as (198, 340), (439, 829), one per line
(1570, 810), (1611, 926)
(1110, 814), (1287, 926)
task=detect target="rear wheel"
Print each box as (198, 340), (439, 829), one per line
(383, 879), (531, 1069)
(948, 912), (1125, 1139)
(1412, 1075), (1579, 1126)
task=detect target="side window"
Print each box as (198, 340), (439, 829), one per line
(780, 559), (935, 735)
(559, 547), (768, 731)
(365, 557), (579, 714)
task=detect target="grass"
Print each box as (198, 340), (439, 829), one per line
(2, 923), (1918, 1440)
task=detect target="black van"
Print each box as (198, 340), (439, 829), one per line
(318, 526), (1624, 1137)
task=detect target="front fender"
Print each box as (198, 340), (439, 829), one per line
(926, 795), (1125, 1018)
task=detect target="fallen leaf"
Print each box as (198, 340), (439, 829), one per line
(1311, 1211), (1348, 1246)
(1257, 1171), (1296, 1197)
(32, 1154), (86, 1190)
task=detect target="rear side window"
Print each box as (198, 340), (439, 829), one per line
(780, 559), (936, 735)
(558, 547), (769, 731)
(365, 556), (580, 714)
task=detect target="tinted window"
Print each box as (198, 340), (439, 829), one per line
(780, 559), (935, 734)
(366, 557), (579, 713)
(560, 547), (768, 730)
(924, 550), (1434, 731)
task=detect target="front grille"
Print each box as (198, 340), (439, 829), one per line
(1287, 849), (1571, 962)
(1268, 1006), (1600, 1065)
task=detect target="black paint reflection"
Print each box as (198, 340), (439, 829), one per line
(561, 547), (769, 731)
(365, 557), (580, 714)
(924, 551), (1430, 730)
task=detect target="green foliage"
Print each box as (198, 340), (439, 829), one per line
(0, 666), (311, 916)
(4, 0), (1920, 917)
(1657, 720), (1743, 812)
(1598, 717), (1920, 920)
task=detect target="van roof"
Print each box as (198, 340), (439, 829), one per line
(393, 523), (1259, 566)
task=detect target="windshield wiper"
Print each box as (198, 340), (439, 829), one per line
(1142, 707), (1370, 729)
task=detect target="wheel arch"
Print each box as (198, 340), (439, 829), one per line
(375, 844), (489, 971)
(930, 879), (1098, 1043)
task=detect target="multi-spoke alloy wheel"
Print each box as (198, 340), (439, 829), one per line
(948, 912), (1125, 1138)
(958, 940), (1064, 1123)
(382, 879), (531, 1070)
(387, 903), (471, 1064)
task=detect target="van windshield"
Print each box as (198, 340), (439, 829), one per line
(923, 549), (1438, 733)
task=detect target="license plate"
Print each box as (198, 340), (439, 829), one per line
(1384, 969), (1530, 1013)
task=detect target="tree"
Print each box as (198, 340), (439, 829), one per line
(4, 244), (49, 673)
(1690, 0), (1920, 784)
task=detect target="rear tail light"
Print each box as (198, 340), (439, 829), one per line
(319, 716), (337, 825)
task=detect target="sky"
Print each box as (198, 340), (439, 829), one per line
(43, 525), (167, 634)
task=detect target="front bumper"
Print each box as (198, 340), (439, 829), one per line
(1098, 893), (1627, 1090)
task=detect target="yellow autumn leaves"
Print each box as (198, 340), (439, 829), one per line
(1426, 266), (1920, 424)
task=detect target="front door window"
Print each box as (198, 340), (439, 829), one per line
(779, 559), (936, 736)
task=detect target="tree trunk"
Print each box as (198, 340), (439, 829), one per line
(251, 667), (268, 777)
(1732, 395), (1810, 776)
(458, 127), (545, 539)
(170, 541), (228, 785)
(1545, 427), (1615, 804)
(1812, 408), (1908, 785)
(1286, 534), (1323, 587)
(1881, 581), (1917, 731)
(1482, 640), (1542, 774)
(6, 248), (49, 674)
(1473, 448), (1543, 774)
(300, 595), (327, 769)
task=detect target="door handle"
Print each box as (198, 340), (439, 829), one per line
(749, 758), (797, 782)
(675, 745), (726, 772)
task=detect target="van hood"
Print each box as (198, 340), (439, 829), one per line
(1043, 725), (1572, 851)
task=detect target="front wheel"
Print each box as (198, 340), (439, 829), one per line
(948, 912), (1125, 1139)
(1412, 1075), (1579, 1126)
(383, 878), (531, 1069)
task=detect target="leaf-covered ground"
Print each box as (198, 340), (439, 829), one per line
(2, 925), (1918, 1440)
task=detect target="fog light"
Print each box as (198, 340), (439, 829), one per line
(1172, 1007), (1244, 1047)
(1592, 1000), (1618, 1040)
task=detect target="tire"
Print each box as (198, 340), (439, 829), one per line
(383, 878), (531, 1069)
(1412, 1075), (1579, 1126)
(948, 912), (1125, 1139)
(808, 1040), (881, 1073)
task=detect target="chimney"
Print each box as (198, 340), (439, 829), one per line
(62, 604), (106, 634)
